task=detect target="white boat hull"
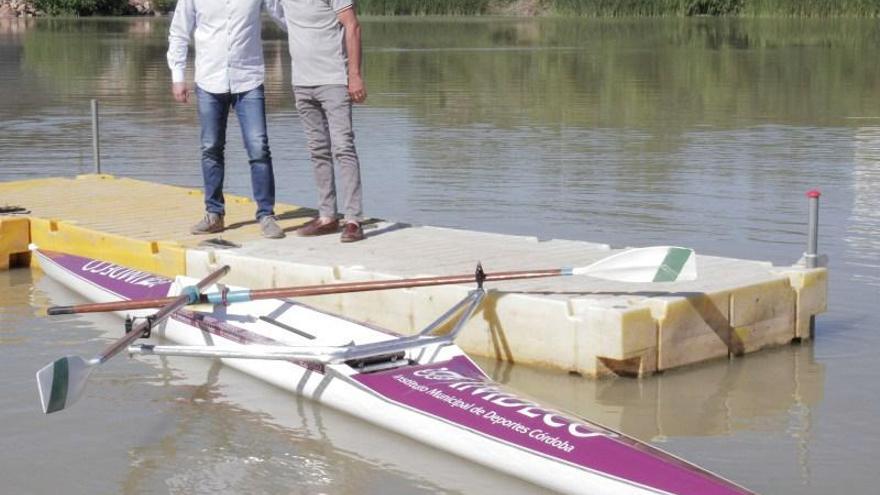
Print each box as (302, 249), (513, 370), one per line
(35, 249), (754, 495)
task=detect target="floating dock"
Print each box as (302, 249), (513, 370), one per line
(0, 175), (827, 377)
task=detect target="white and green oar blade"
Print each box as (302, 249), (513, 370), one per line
(575, 246), (697, 283)
(36, 356), (93, 414)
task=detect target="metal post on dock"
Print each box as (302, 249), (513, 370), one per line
(804, 189), (821, 268)
(91, 99), (101, 174)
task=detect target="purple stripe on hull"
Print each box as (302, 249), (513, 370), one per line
(354, 356), (752, 495)
(40, 250), (173, 301)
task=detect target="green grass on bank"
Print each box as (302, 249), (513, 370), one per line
(28, 0), (880, 17)
(357, 0), (497, 15)
(742, 0), (880, 16)
(542, 0), (741, 16)
(358, 0), (880, 17)
(33, 0), (173, 16)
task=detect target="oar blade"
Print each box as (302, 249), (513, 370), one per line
(36, 356), (92, 414)
(575, 246), (697, 283)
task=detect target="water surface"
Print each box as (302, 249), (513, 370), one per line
(1, 16), (878, 494)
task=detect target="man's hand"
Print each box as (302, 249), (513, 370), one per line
(337, 7), (365, 104)
(348, 74), (366, 103)
(172, 82), (189, 103)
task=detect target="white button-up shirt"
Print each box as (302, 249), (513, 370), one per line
(167, 0), (285, 94)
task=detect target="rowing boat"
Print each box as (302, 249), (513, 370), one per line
(33, 248), (755, 495)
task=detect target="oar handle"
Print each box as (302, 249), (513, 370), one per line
(94, 265), (230, 363)
(48, 297), (177, 315)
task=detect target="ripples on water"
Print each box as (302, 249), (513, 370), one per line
(1, 16), (879, 495)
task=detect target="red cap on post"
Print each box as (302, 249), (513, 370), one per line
(806, 189), (821, 199)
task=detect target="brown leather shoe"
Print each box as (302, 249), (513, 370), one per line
(297, 218), (339, 236)
(340, 222), (365, 243)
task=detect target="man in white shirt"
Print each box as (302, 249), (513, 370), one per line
(278, 0), (367, 243)
(167, 0), (285, 239)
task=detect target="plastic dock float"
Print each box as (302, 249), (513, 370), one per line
(1, 175), (827, 377)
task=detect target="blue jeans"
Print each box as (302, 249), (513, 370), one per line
(196, 84), (275, 219)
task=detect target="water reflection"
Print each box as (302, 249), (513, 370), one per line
(119, 359), (358, 495)
(0, 266), (34, 346)
(8, 17), (880, 126)
(0, 16), (33, 37)
(2, 15), (880, 495)
(849, 126), (880, 289)
(475, 344), (824, 442)
(118, 341), (540, 495)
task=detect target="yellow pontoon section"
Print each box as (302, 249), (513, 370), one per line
(0, 174), (828, 377)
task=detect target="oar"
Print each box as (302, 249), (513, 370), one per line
(35, 265), (231, 414)
(46, 246), (697, 317)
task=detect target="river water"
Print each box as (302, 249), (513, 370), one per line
(1, 15), (878, 494)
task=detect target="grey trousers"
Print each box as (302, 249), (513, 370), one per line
(293, 85), (363, 222)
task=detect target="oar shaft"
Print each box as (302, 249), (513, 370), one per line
(239, 269), (565, 301)
(49, 268), (566, 315)
(94, 265), (230, 363)
(45, 246), (696, 316)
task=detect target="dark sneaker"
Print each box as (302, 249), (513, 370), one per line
(191, 212), (224, 235)
(259, 215), (285, 239)
(340, 222), (364, 243)
(297, 218), (339, 237)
